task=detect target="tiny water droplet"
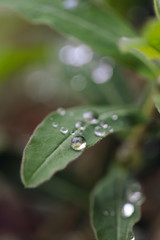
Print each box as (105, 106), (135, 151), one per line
(128, 232), (135, 240)
(60, 127), (68, 134)
(127, 183), (144, 205)
(57, 108), (66, 116)
(94, 126), (105, 137)
(112, 114), (118, 121)
(71, 136), (87, 151)
(52, 122), (58, 128)
(83, 111), (98, 124)
(75, 121), (86, 131)
(70, 130), (76, 136)
(121, 203), (135, 218)
(109, 127), (114, 133)
(103, 210), (109, 216)
(100, 122), (108, 129)
(110, 210), (115, 216)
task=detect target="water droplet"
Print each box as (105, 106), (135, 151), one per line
(92, 63), (113, 84)
(110, 210), (115, 216)
(70, 130), (76, 136)
(103, 210), (109, 216)
(100, 122), (108, 129)
(60, 127), (69, 134)
(52, 122), (58, 128)
(121, 203), (135, 218)
(70, 75), (87, 92)
(109, 128), (114, 133)
(59, 44), (93, 66)
(71, 136), (87, 151)
(94, 126), (105, 137)
(83, 111), (98, 124)
(127, 183), (144, 205)
(57, 108), (66, 116)
(128, 232), (135, 240)
(112, 114), (118, 121)
(63, 0), (78, 9)
(75, 121), (86, 131)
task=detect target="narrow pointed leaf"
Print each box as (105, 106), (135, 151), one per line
(91, 167), (142, 240)
(21, 106), (144, 188)
(154, 95), (160, 113)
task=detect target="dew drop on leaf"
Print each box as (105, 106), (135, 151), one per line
(83, 111), (98, 124)
(109, 127), (114, 133)
(60, 127), (69, 134)
(112, 114), (118, 120)
(52, 122), (58, 128)
(71, 136), (87, 151)
(75, 121), (86, 130)
(103, 210), (109, 216)
(57, 108), (66, 116)
(70, 130), (76, 136)
(94, 126), (105, 137)
(121, 203), (135, 218)
(100, 121), (108, 129)
(127, 183), (144, 205)
(128, 232), (135, 240)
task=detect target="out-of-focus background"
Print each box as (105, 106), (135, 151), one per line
(0, 1), (160, 239)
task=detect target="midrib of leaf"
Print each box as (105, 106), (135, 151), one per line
(115, 176), (124, 240)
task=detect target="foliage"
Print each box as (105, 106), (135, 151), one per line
(0, 0), (160, 239)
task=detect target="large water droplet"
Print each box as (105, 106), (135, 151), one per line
(75, 121), (86, 131)
(60, 127), (69, 134)
(94, 126), (105, 137)
(112, 114), (118, 121)
(63, 0), (78, 9)
(57, 108), (66, 116)
(92, 63), (113, 84)
(121, 203), (135, 218)
(52, 122), (58, 128)
(83, 111), (98, 124)
(71, 136), (87, 151)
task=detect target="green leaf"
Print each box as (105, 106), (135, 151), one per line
(0, 0), (135, 60)
(154, 0), (160, 20)
(91, 167), (141, 240)
(0, 0), (158, 79)
(21, 106), (144, 188)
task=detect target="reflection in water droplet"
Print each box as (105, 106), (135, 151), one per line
(112, 114), (118, 121)
(71, 136), (87, 151)
(75, 121), (86, 131)
(57, 108), (66, 116)
(94, 126), (105, 137)
(121, 203), (135, 218)
(92, 63), (113, 84)
(83, 111), (98, 124)
(70, 75), (87, 92)
(52, 122), (58, 128)
(63, 0), (78, 9)
(100, 122), (108, 129)
(59, 45), (93, 66)
(127, 183), (144, 205)
(60, 127), (69, 134)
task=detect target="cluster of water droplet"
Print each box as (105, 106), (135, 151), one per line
(51, 108), (119, 151)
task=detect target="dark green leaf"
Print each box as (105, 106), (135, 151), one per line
(91, 167), (141, 240)
(21, 106), (144, 188)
